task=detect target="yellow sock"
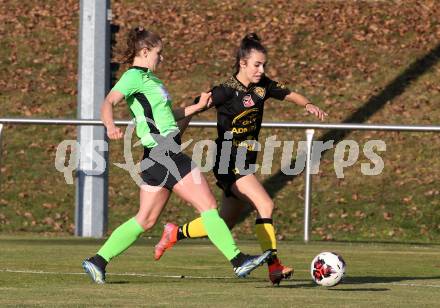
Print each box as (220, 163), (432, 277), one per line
(255, 218), (277, 254)
(181, 217), (207, 238)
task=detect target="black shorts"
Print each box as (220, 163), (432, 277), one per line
(213, 171), (245, 198)
(213, 164), (256, 198)
(140, 149), (196, 190)
(213, 145), (258, 198)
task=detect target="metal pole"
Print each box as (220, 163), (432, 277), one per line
(75, 0), (111, 238)
(0, 124), (3, 187)
(304, 129), (315, 243)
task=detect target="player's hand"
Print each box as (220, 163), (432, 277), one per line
(197, 92), (212, 112)
(107, 125), (123, 140)
(206, 96), (214, 109)
(305, 104), (328, 121)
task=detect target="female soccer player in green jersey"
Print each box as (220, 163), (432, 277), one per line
(155, 33), (327, 285)
(82, 28), (272, 284)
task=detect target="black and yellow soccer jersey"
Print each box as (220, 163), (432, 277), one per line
(211, 75), (291, 175)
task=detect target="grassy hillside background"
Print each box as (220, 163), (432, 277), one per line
(0, 0), (439, 242)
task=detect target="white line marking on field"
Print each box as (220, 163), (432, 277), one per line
(2, 269), (440, 288)
(0, 269), (233, 280)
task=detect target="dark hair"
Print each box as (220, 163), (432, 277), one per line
(122, 27), (162, 64)
(234, 33), (267, 74)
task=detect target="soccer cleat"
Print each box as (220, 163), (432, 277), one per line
(154, 223), (178, 260)
(82, 259), (106, 284)
(268, 257), (294, 286)
(234, 250), (272, 278)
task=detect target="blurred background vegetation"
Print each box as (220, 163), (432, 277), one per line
(0, 0), (439, 242)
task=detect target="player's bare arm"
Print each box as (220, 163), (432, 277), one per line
(172, 92), (212, 121)
(101, 90), (124, 140)
(284, 92), (328, 121)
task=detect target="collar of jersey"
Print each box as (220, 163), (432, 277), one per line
(233, 74), (262, 91)
(131, 66), (150, 74)
(233, 74), (250, 90)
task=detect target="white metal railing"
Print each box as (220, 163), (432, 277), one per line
(2, 118), (440, 132)
(1, 117), (440, 242)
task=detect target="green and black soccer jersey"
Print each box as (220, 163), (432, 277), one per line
(210, 75), (291, 194)
(112, 66), (178, 148)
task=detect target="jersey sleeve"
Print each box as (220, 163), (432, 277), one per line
(192, 85), (231, 106)
(211, 85), (232, 106)
(266, 77), (291, 101)
(112, 70), (140, 99)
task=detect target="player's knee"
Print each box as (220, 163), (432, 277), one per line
(137, 217), (157, 231)
(198, 201), (217, 212)
(260, 200), (274, 217)
(195, 193), (217, 212)
(143, 219), (157, 230)
(207, 201), (217, 210)
(267, 200), (275, 211)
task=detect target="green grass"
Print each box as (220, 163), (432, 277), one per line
(1, 0), (440, 242)
(1, 236), (440, 307)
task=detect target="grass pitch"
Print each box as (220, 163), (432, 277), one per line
(1, 236), (440, 307)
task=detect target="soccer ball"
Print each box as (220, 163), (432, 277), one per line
(310, 252), (346, 287)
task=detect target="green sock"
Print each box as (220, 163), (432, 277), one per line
(97, 217), (144, 262)
(201, 209), (240, 261)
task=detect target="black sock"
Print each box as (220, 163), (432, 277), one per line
(255, 218), (273, 224)
(267, 252), (278, 265)
(230, 252), (248, 268)
(90, 254), (108, 271)
(177, 226), (186, 241)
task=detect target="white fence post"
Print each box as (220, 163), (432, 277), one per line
(0, 124), (3, 187)
(304, 129), (315, 243)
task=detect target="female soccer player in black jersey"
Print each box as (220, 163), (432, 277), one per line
(155, 33), (327, 285)
(81, 28), (272, 284)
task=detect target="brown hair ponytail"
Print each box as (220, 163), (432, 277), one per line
(122, 27), (162, 64)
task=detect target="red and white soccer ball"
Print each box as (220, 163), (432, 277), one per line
(311, 252), (346, 287)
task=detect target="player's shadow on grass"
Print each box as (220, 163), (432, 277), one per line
(275, 286), (390, 292)
(328, 288), (390, 292)
(236, 42), (440, 221)
(262, 275), (440, 290)
(256, 275), (440, 290)
(107, 277), (269, 284)
(270, 275), (440, 289)
(257, 282), (314, 289)
(257, 282), (389, 291)
(344, 275), (440, 284)
(107, 281), (130, 284)
(107, 279), (186, 285)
